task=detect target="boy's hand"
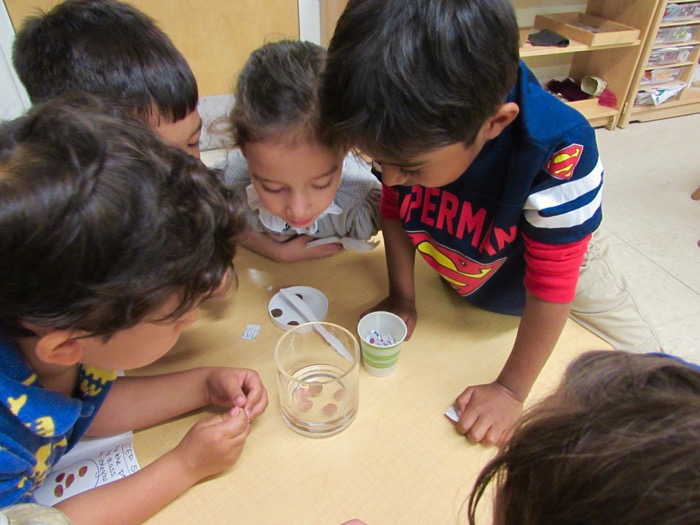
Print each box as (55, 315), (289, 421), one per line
(453, 381), (523, 446)
(362, 296), (417, 338)
(174, 407), (250, 481)
(205, 368), (268, 420)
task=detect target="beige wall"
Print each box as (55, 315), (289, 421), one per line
(320, 0), (346, 47)
(5, 0), (300, 97)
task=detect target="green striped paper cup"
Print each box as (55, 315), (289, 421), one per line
(357, 311), (408, 377)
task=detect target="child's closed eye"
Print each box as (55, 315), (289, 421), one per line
(261, 184), (286, 194)
(399, 167), (422, 178)
(312, 179), (335, 190)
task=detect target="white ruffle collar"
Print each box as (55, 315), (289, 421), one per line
(245, 184), (342, 235)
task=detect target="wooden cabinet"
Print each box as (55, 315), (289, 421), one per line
(320, 0), (347, 47)
(518, 1), (657, 129)
(4, 0), (300, 97)
(618, 0), (700, 126)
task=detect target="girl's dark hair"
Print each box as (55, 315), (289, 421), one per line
(0, 94), (244, 338)
(468, 350), (700, 525)
(320, 0), (520, 159)
(228, 39), (328, 147)
(12, 0), (198, 124)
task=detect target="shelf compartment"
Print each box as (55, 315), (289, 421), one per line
(661, 2), (700, 23)
(640, 66), (686, 84)
(628, 87), (700, 122)
(635, 82), (687, 105)
(534, 12), (641, 47)
(655, 25), (699, 44)
(652, 39), (700, 49)
(647, 45), (695, 65)
(519, 28), (639, 58)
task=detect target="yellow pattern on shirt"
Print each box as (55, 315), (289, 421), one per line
(8, 394), (27, 415)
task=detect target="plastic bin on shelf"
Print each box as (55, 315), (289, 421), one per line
(640, 66), (685, 85)
(655, 25), (697, 45)
(661, 2), (700, 22)
(647, 46), (694, 66)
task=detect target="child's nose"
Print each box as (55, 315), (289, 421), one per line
(380, 167), (407, 187)
(287, 192), (312, 219)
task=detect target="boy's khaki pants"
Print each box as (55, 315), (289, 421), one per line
(571, 228), (662, 353)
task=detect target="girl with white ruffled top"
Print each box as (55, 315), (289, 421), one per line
(221, 40), (381, 262)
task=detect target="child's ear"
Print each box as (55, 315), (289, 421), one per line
(481, 102), (520, 141)
(35, 330), (88, 366)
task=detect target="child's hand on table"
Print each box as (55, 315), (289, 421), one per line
(205, 367), (269, 420)
(453, 381), (523, 446)
(173, 407), (250, 481)
(275, 235), (343, 262)
(362, 296), (417, 339)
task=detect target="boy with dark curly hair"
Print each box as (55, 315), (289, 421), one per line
(0, 96), (267, 522)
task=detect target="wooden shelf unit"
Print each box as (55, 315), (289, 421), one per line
(519, 0), (658, 129)
(619, 0), (700, 127)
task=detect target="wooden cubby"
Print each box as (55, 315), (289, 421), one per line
(519, 0), (657, 129)
(619, 0), (700, 127)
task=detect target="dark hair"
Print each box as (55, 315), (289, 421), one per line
(12, 0), (198, 124)
(468, 350), (700, 525)
(320, 0), (520, 159)
(228, 39), (328, 147)
(0, 94), (244, 338)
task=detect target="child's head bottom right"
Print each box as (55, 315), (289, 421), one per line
(468, 350), (700, 525)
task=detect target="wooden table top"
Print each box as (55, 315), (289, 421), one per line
(133, 236), (610, 524)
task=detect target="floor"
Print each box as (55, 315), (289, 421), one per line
(594, 113), (700, 363)
(203, 112), (700, 363)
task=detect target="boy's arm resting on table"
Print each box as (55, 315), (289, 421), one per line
(240, 227), (342, 262)
(86, 367), (268, 436)
(57, 408), (250, 525)
(454, 234), (589, 445)
(364, 216), (418, 336)
(454, 293), (571, 445)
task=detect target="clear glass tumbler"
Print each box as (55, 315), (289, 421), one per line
(274, 322), (360, 438)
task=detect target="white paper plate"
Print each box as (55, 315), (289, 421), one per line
(268, 286), (329, 331)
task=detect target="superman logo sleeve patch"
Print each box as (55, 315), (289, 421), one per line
(544, 144), (584, 180)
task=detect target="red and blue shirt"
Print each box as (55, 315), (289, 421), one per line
(378, 62), (602, 315)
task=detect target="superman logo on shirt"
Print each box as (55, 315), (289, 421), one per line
(544, 144), (584, 180)
(409, 231), (505, 296)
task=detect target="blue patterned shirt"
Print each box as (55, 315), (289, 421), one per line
(0, 333), (117, 505)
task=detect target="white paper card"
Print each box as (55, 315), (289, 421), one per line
(444, 406), (459, 423)
(34, 432), (140, 506)
(242, 324), (261, 340)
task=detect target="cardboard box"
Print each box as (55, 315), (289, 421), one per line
(534, 12), (640, 47)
